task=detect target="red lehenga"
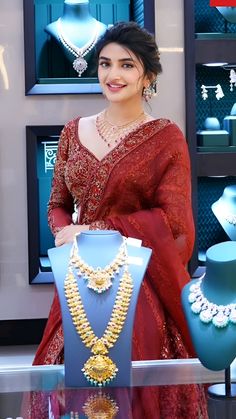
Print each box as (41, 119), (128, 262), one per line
(32, 118), (208, 418)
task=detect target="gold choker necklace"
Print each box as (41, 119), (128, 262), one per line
(96, 110), (148, 148)
(70, 234), (126, 293)
(64, 242), (133, 386)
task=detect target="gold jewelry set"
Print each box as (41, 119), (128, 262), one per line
(69, 391), (119, 419)
(70, 235), (127, 293)
(64, 235), (133, 386)
(96, 110), (148, 148)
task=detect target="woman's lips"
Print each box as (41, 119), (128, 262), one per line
(106, 83), (126, 92)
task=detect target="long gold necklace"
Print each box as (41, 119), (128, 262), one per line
(70, 234), (127, 293)
(64, 244), (133, 386)
(96, 110), (148, 148)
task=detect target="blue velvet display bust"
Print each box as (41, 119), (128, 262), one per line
(212, 185), (236, 241)
(48, 230), (152, 387)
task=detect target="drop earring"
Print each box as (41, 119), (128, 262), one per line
(230, 69), (236, 92)
(215, 84), (224, 100)
(143, 80), (157, 101)
(201, 85), (208, 100)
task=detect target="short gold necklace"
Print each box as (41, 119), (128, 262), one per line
(70, 234), (126, 293)
(96, 110), (147, 147)
(64, 243), (133, 386)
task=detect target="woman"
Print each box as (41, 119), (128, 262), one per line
(33, 22), (207, 418)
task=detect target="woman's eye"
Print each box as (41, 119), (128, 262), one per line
(122, 63), (134, 69)
(99, 62), (109, 68)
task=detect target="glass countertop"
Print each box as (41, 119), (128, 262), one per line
(0, 359), (236, 418)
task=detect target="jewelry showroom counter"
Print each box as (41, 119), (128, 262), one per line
(0, 358), (236, 418)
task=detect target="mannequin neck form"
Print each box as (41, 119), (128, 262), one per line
(219, 185), (236, 211)
(201, 242), (236, 304)
(76, 231), (124, 249)
(62, 1), (92, 22)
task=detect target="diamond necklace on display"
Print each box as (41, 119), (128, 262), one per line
(70, 234), (127, 293)
(96, 110), (149, 148)
(64, 240), (133, 386)
(188, 278), (236, 328)
(57, 18), (99, 77)
(225, 212), (236, 226)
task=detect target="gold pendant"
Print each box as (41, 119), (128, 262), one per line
(87, 270), (112, 293)
(83, 392), (119, 419)
(82, 354), (118, 386)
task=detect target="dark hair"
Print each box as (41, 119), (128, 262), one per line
(95, 21), (162, 80)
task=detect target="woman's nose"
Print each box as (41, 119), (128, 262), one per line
(106, 65), (121, 80)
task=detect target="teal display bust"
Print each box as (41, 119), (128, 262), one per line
(212, 185), (236, 241)
(216, 7), (236, 24)
(197, 117), (229, 147)
(182, 241), (236, 371)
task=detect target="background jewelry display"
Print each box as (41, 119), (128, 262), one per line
(26, 125), (63, 284)
(184, 0), (236, 274)
(23, 0), (155, 95)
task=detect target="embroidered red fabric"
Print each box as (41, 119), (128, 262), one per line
(32, 118), (208, 418)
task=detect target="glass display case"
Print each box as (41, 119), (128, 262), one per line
(184, 0), (236, 271)
(1, 359), (236, 418)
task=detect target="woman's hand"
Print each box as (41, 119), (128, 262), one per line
(55, 224), (90, 247)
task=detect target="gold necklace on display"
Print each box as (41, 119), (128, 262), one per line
(82, 391), (119, 419)
(96, 110), (148, 148)
(70, 234), (127, 293)
(64, 240), (133, 386)
(57, 18), (99, 77)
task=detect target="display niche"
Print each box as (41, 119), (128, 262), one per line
(26, 125), (63, 284)
(23, 0), (155, 95)
(184, 0), (236, 275)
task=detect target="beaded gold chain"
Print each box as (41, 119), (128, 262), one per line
(64, 243), (133, 386)
(70, 234), (127, 293)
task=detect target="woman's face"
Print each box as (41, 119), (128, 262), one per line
(98, 42), (150, 104)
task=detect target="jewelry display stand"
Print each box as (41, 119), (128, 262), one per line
(181, 241), (236, 371)
(48, 230), (152, 388)
(45, 0), (107, 77)
(212, 185), (236, 240)
(208, 366), (236, 419)
(182, 241), (236, 416)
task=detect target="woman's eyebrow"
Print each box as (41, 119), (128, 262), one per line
(99, 56), (135, 62)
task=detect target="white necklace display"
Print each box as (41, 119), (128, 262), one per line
(57, 18), (100, 77)
(225, 212), (236, 226)
(188, 278), (236, 328)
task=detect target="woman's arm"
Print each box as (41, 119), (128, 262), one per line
(48, 123), (75, 236)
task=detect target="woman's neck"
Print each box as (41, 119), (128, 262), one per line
(62, 1), (91, 22)
(106, 102), (146, 125)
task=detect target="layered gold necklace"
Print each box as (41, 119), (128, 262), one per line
(96, 110), (148, 148)
(70, 234), (126, 293)
(64, 239), (133, 386)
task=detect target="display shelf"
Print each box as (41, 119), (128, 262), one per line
(195, 38), (236, 64)
(197, 152), (236, 176)
(184, 0), (236, 273)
